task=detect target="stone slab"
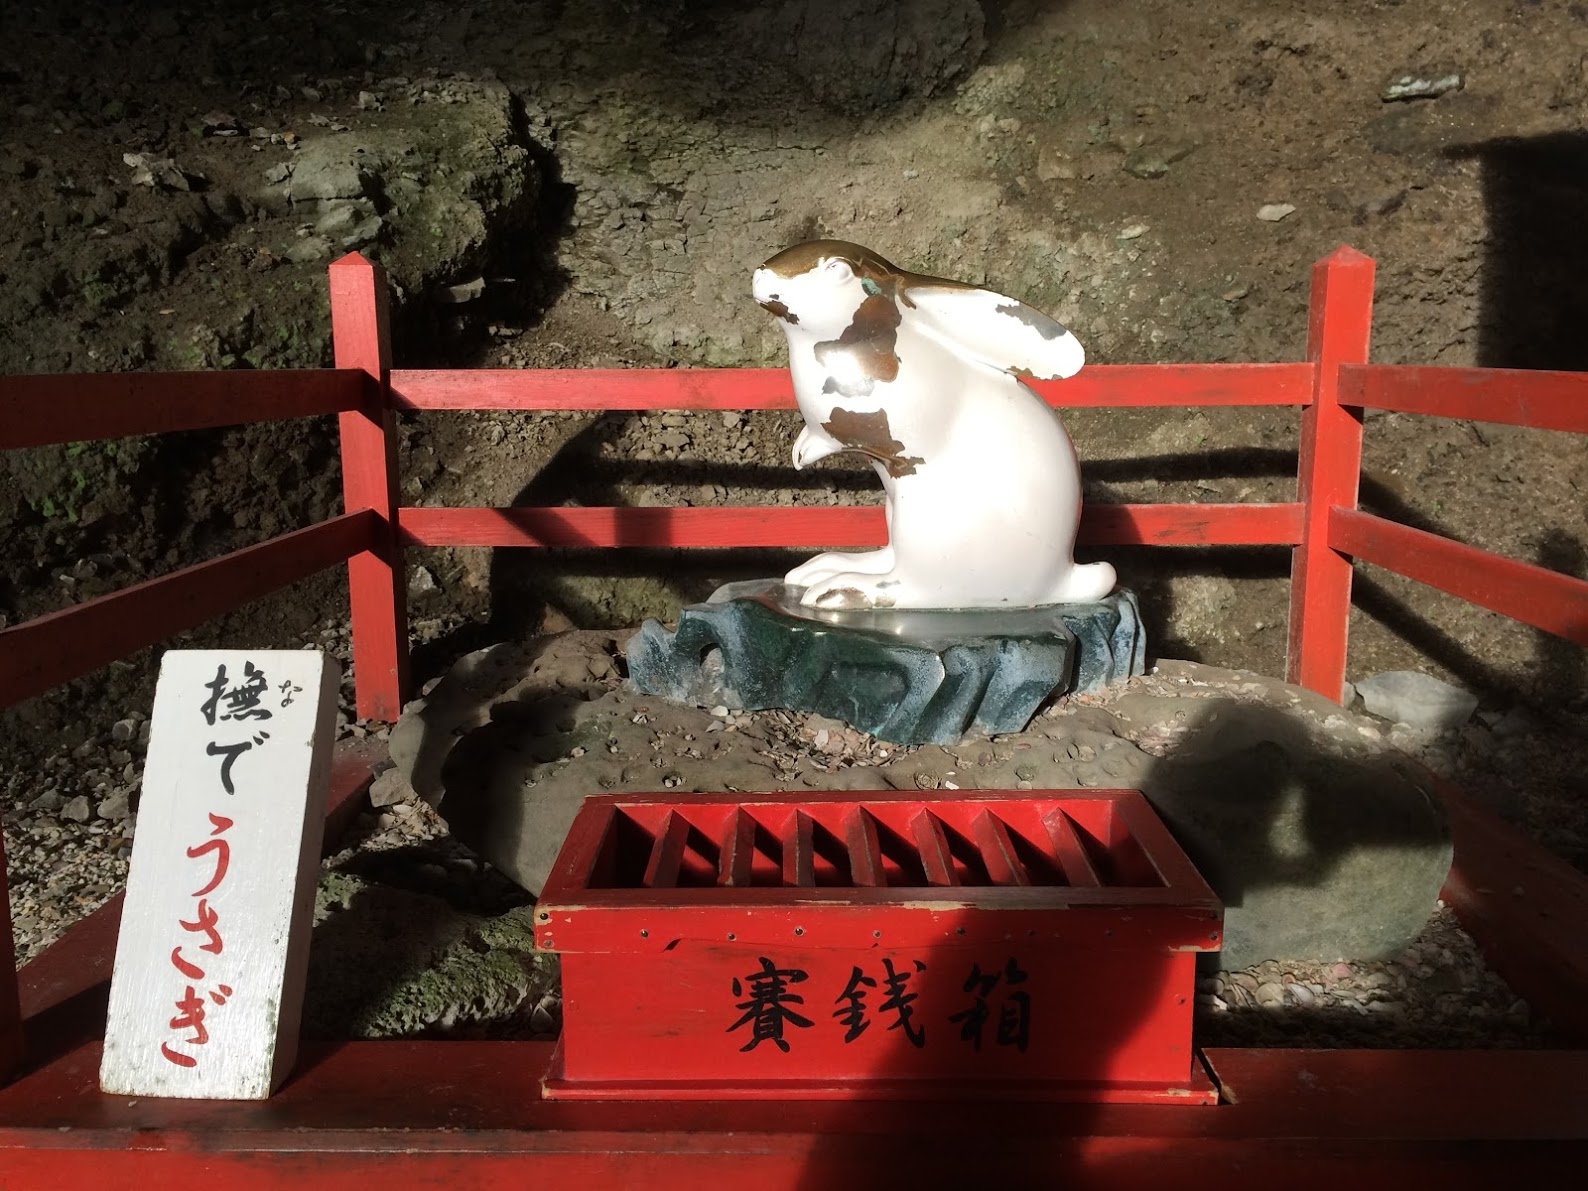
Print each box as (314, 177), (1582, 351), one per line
(1356, 670), (1480, 732)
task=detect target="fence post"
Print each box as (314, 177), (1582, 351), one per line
(329, 253), (409, 722)
(1287, 246), (1375, 700)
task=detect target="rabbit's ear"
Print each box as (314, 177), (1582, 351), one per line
(901, 284), (1084, 380)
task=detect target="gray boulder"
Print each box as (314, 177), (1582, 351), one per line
(1356, 670), (1479, 732)
(1134, 716), (1451, 967)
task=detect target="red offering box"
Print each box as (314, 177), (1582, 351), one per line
(535, 790), (1222, 1103)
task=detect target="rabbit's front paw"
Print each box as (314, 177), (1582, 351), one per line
(786, 547), (893, 589)
(792, 425), (844, 470)
(799, 572), (904, 610)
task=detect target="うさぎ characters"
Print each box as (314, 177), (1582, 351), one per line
(752, 239), (1116, 611)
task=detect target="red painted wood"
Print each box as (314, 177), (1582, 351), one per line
(0, 1042), (1583, 1184)
(15, 741), (382, 1027)
(538, 1047), (1220, 1105)
(0, 1040), (1583, 1139)
(841, 808), (883, 887)
(14, 895), (120, 1038)
(642, 811), (689, 888)
(1287, 246), (1375, 700)
(1196, 1046), (1588, 1138)
(1329, 507), (1588, 645)
(555, 884), (1218, 913)
(1438, 779), (1588, 1042)
(910, 810), (959, 887)
(10, 251), (1588, 1175)
(786, 810), (817, 887)
(1078, 502), (1303, 546)
(0, 1135), (1575, 1186)
(400, 505), (880, 549)
(0, 851), (20, 1085)
(391, 367), (796, 411)
(0, 512), (374, 713)
(1041, 364), (1315, 408)
(721, 810), (756, 888)
(768, 811), (802, 887)
(397, 502), (1305, 550)
(1112, 798), (1196, 892)
(1043, 809), (1101, 887)
(318, 739), (388, 862)
(550, 946), (1204, 1096)
(329, 253), (409, 723)
(0, 370), (362, 451)
(1340, 364), (1588, 434)
(537, 796), (1222, 910)
(973, 810), (1032, 887)
(388, 362), (1315, 412)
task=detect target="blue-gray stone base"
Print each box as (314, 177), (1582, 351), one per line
(625, 580), (1145, 745)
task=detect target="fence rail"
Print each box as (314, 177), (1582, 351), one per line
(1329, 507), (1588, 645)
(4, 246), (1588, 1163)
(2, 246), (1584, 722)
(388, 362), (1317, 413)
(0, 369), (363, 451)
(396, 502), (1307, 551)
(0, 512), (376, 711)
(1340, 363), (1588, 433)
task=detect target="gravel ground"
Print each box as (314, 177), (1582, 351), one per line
(1194, 905), (1546, 1049)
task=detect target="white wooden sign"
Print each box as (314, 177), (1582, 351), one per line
(100, 650), (340, 1100)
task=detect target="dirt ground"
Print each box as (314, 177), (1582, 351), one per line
(2, 0), (1585, 798)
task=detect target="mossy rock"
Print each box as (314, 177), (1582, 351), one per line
(302, 865), (554, 1039)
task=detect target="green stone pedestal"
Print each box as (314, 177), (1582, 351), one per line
(625, 580), (1145, 745)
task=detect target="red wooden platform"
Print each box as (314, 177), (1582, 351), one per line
(2, 246), (1587, 1180)
(0, 1042), (1581, 1185)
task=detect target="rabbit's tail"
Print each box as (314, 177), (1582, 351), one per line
(1051, 561), (1117, 605)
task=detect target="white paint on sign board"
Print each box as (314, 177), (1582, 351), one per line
(100, 650), (340, 1100)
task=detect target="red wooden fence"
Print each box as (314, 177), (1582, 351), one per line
(3, 246), (1588, 1092)
(330, 254), (410, 723)
(1288, 246), (1374, 697)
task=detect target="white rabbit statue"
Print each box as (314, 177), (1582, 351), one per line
(752, 239), (1116, 611)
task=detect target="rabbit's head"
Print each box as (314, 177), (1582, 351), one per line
(754, 239), (1084, 384)
(751, 240), (894, 341)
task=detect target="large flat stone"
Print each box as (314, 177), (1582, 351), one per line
(1135, 723), (1452, 967)
(625, 580), (1145, 745)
